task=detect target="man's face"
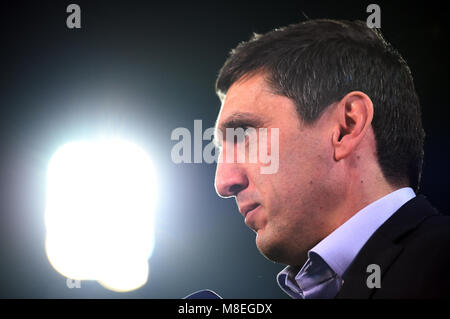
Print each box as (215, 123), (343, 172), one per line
(214, 73), (344, 266)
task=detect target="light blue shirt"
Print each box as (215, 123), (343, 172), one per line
(277, 187), (416, 299)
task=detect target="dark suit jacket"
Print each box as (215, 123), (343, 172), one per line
(335, 195), (450, 299)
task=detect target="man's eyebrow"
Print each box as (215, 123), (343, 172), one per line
(213, 112), (265, 147)
(217, 112), (265, 131)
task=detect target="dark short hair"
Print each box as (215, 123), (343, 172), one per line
(216, 19), (425, 192)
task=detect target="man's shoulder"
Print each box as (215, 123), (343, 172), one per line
(395, 205), (450, 268)
(374, 205), (450, 298)
(365, 194), (450, 251)
(337, 195), (450, 298)
(401, 209), (450, 248)
(381, 194), (449, 242)
(393, 195), (450, 256)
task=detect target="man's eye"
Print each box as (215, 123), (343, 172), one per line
(234, 127), (251, 143)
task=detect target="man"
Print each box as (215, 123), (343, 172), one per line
(213, 19), (450, 298)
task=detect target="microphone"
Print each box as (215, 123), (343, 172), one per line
(183, 289), (223, 299)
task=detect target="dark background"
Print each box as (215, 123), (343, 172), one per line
(0, 0), (448, 298)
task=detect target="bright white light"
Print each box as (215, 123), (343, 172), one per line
(45, 138), (157, 292)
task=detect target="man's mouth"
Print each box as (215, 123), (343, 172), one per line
(239, 203), (260, 218)
(239, 203), (262, 230)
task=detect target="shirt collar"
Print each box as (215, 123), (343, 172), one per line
(277, 265), (303, 298)
(311, 187), (415, 277)
(277, 187), (416, 296)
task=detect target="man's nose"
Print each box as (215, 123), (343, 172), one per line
(215, 162), (249, 198)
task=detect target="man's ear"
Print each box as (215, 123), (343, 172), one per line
(332, 91), (374, 161)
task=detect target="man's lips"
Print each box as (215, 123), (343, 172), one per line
(239, 203), (260, 218)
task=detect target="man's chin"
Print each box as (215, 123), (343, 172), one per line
(255, 231), (287, 264)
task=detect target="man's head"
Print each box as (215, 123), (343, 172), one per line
(214, 19), (425, 266)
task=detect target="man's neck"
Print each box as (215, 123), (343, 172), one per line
(328, 180), (403, 243)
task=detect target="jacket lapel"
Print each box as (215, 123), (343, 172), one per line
(335, 195), (438, 299)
